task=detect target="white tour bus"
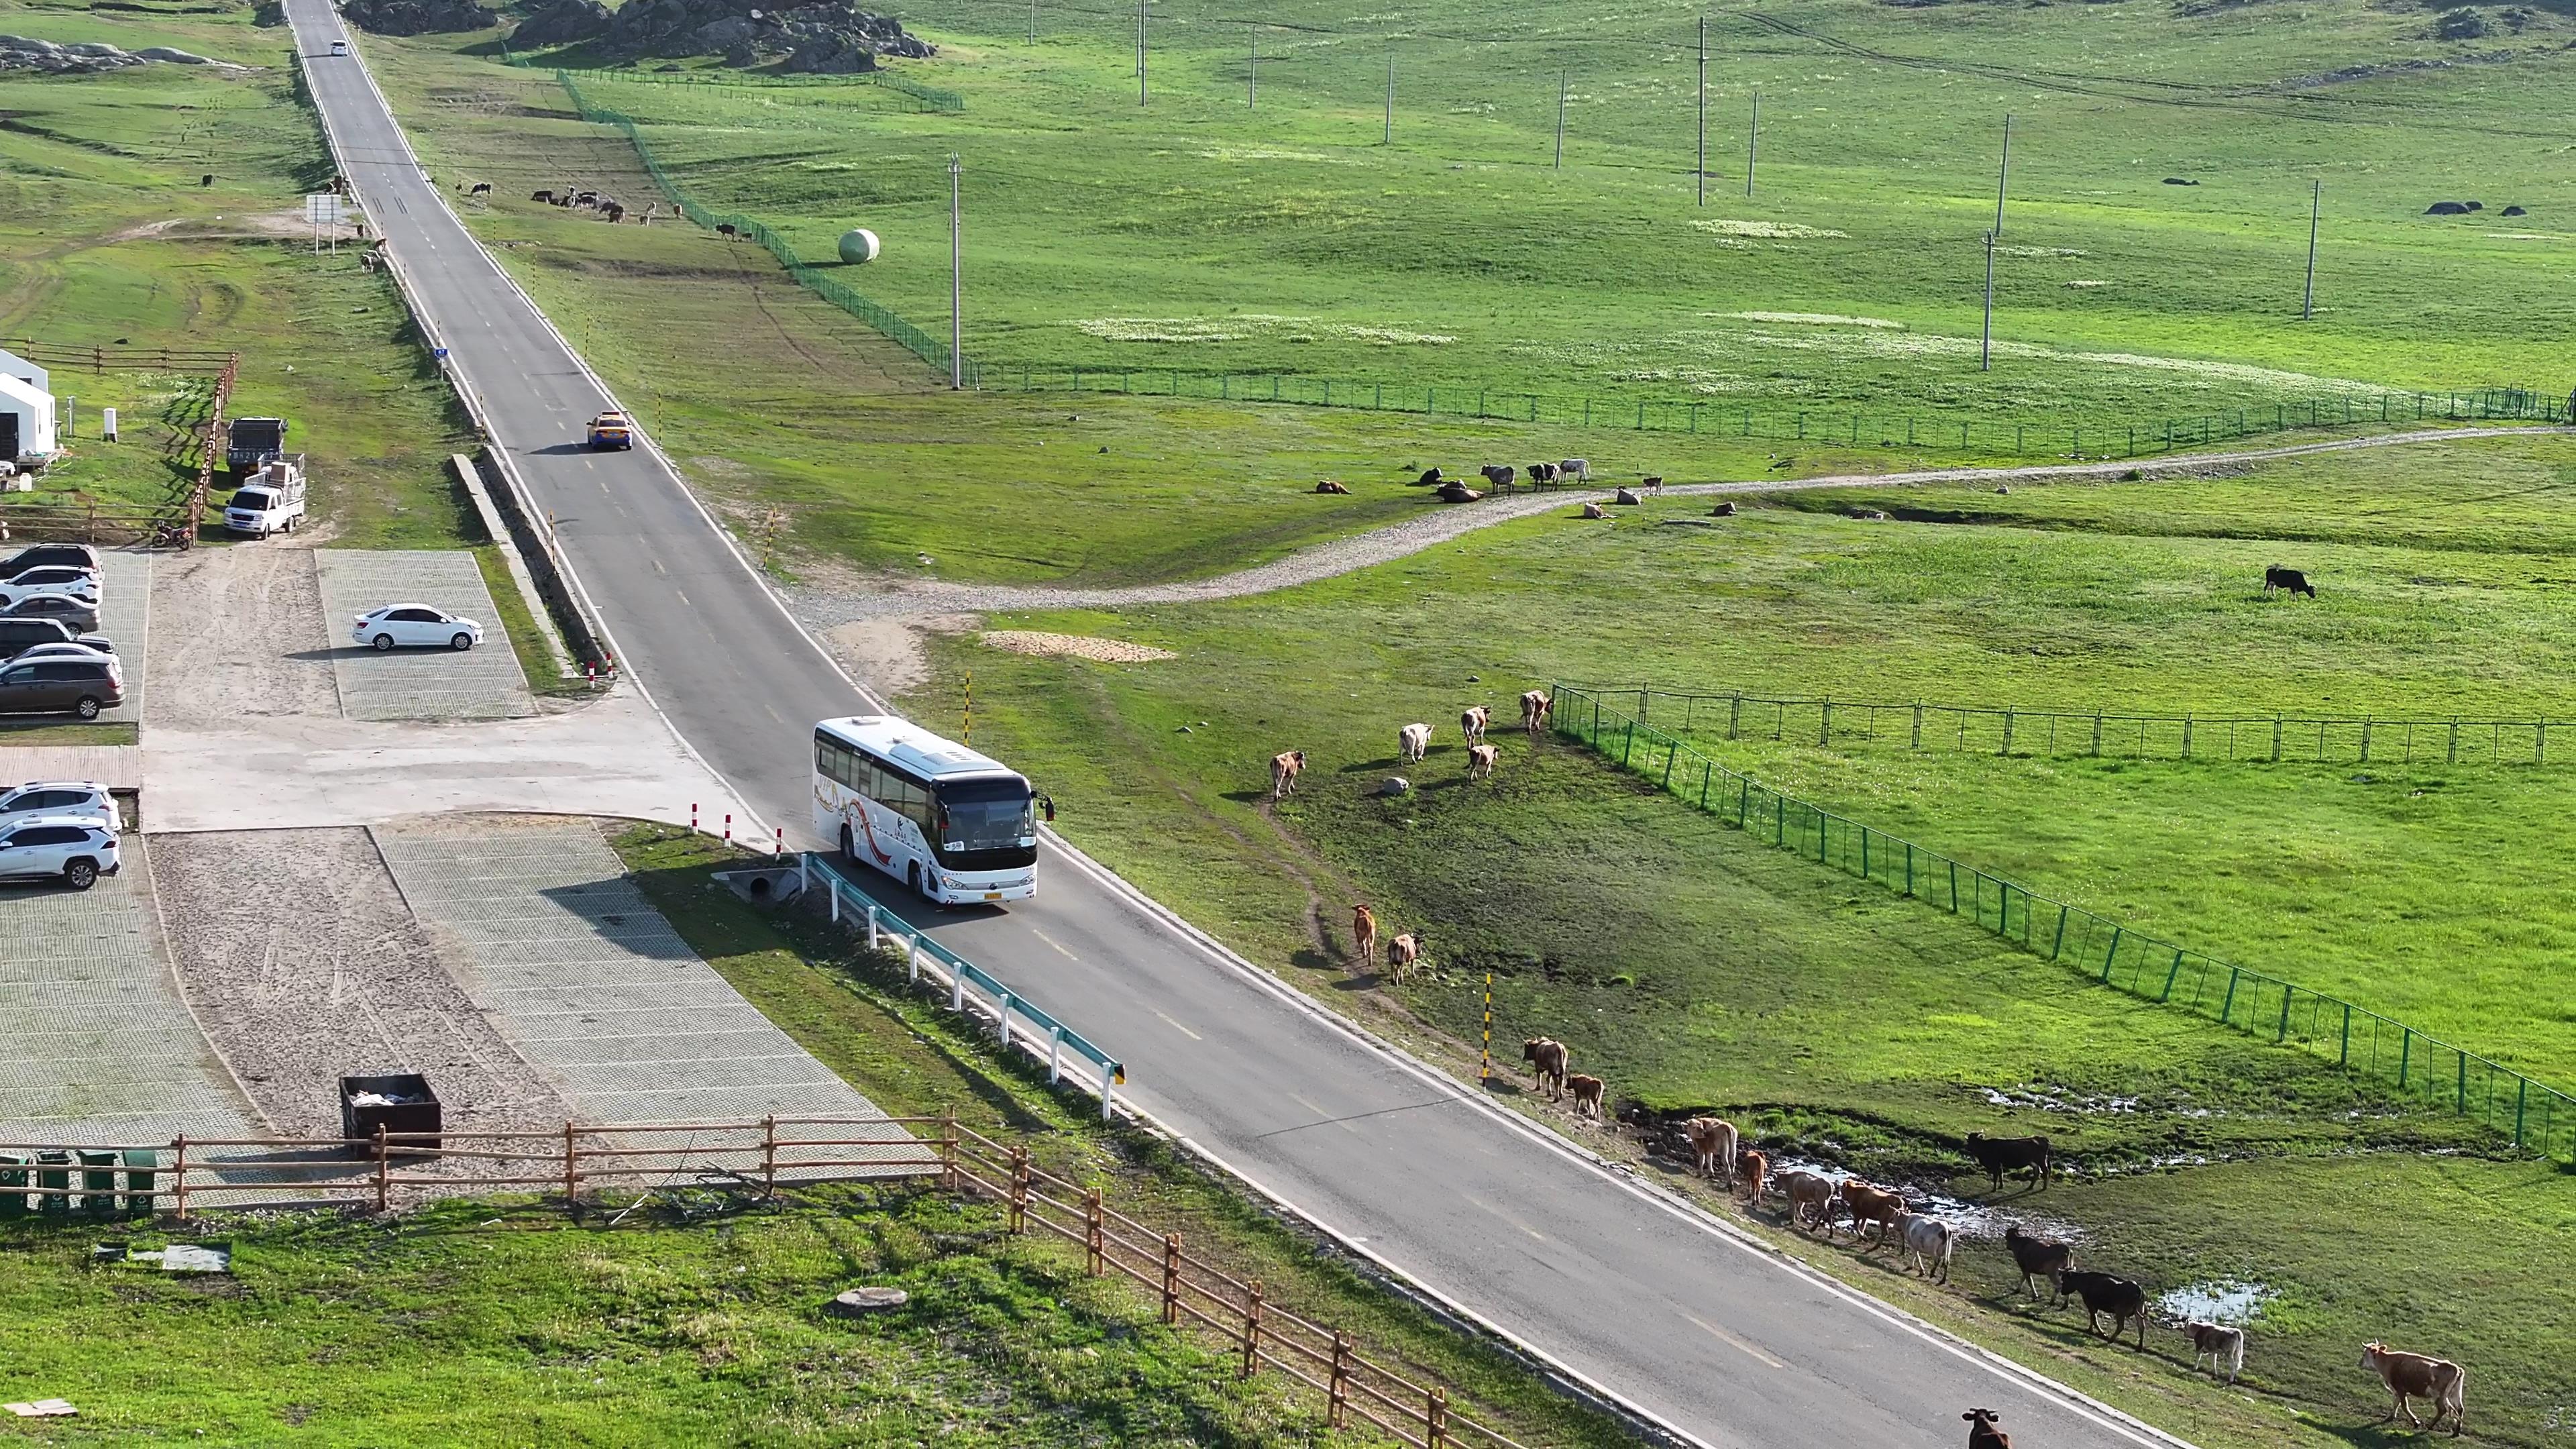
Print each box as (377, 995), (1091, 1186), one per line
(812, 716), (1041, 906)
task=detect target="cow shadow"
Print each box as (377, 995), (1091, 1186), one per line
(1338, 748), (1458, 774)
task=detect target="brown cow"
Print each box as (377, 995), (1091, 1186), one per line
(1522, 1038), (1568, 1099)
(2361, 1342), (2466, 1436)
(1963, 1409), (2010, 1449)
(1519, 689), (1552, 733)
(1385, 932), (1422, 981)
(2002, 1225), (2072, 1305)
(1269, 749), (1306, 799)
(1564, 1073), (1605, 1119)
(1467, 743), (1499, 779)
(1777, 1169), (1835, 1232)
(1735, 1148), (1768, 1205)
(1682, 1117), (1737, 1183)
(1313, 479), (1351, 494)
(1580, 502), (1609, 520)
(1460, 704), (1491, 743)
(1350, 903), (1377, 962)
(1834, 1180), (1907, 1247)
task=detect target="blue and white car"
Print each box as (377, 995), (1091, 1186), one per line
(0, 815), (120, 890)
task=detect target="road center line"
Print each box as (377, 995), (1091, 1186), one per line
(1684, 1311), (1790, 1370)
(1152, 1009), (1201, 1040)
(1030, 928), (1078, 961)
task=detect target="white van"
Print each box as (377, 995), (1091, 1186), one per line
(223, 457), (307, 538)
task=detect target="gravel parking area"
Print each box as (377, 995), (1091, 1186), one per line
(313, 550), (532, 721)
(152, 828), (571, 1147)
(0, 842), (256, 1146)
(373, 816), (900, 1136)
(145, 546), (337, 724)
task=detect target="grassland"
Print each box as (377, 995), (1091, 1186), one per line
(487, 0), (2576, 432)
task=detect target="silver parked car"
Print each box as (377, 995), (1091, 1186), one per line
(0, 816), (120, 890)
(0, 781), (115, 830)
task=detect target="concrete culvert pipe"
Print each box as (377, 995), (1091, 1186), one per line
(837, 227), (881, 264)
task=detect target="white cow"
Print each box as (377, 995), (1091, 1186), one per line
(1399, 722), (1432, 763)
(1892, 1210), (1958, 1283)
(1460, 704), (1490, 743)
(1558, 458), (1591, 483)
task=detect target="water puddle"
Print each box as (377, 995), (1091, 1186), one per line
(2157, 1279), (2271, 1326)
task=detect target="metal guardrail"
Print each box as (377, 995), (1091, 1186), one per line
(802, 853), (1128, 1118)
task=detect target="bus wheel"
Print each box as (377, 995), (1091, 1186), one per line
(907, 861), (926, 900)
(839, 822), (856, 863)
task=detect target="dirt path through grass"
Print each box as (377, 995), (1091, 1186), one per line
(790, 425), (2569, 634)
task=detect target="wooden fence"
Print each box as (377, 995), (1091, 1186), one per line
(0, 337), (239, 549)
(941, 1119), (1528, 1449)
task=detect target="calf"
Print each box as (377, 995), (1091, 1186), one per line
(1460, 704), (1490, 743)
(2184, 1321), (2246, 1387)
(1558, 458), (1591, 482)
(1269, 749), (1306, 799)
(1682, 1117), (1737, 1183)
(1399, 722), (1432, 763)
(1466, 743), (1499, 778)
(1892, 1210), (1959, 1283)
(1964, 1132), (2051, 1191)
(1639, 475), (1664, 494)
(1564, 1073), (1605, 1119)
(602, 203), (626, 223)
(2059, 1271), (2148, 1348)
(2361, 1342), (2465, 1436)
(2002, 1224), (2071, 1304)
(1778, 1169), (1835, 1232)
(2264, 564), (2316, 598)
(1963, 1409), (2010, 1449)
(1734, 1148), (1768, 1205)
(1480, 464), (1517, 490)
(1580, 502), (1609, 520)
(1520, 689), (1552, 733)
(1351, 903), (1377, 963)
(1522, 1038), (1568, 1099)
(1385, 932), (1422, 981)
(1415, 466), (1444, 486)
(1834, 1180), (1907, 1247)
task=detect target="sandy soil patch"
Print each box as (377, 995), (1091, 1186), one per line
(822, 612), (978, 695)
(146, 545), (339, 724)
(979, 630), (1177, 663)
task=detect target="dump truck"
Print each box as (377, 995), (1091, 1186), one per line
(222, 455), (307, 539)
(225, 417), (288, 477)
(586, 411), (634, 451)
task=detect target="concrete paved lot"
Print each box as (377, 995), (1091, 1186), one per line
(314, 550), (532, 721)
(94, 549), (148, 724)
(372, 818), (913, 1163)
(0, 843), (256, 1145)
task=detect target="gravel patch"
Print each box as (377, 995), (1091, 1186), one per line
(785, 425), (2569, 629)
(152, 827), (571, 1150)
(979, 631), (1175, 663)
(146, 546), (338, 724)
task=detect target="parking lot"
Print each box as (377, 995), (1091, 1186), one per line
(0, 845), (257, 1146)
(93, 549), (148, 724)
(313, 550), (533, 721)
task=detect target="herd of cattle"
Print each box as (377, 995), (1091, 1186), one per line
(470, 178), (649, 225)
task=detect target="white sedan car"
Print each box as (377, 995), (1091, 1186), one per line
(352, 604), (484, 652)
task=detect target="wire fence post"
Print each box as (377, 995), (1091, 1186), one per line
(1161, 1232), (1183, 1324)
(939, 1106), (959, 1192)
(1242, 1279), (1264, 1377)
(1008, 1146), (1030, 1232)
(1085, 1187), (1106, 1274)
(171, 1135), (189, 1222)
(761, 1115), (778, 1197)
(372, 1125), (390, 1214)
(1428, 1387), (1450, 1448)
(564, 1120), (580, 1205)
(1328, 1332), (1354, 1427)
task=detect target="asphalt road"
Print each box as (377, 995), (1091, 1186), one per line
(285, 11), (2189, 1445)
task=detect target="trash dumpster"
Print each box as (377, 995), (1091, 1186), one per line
(36, 1150), (70, 1218)
(78, 1150), (118, 1218)
(122, 1148), (160, 1216)
(339, 1073), (441, 1155)
(0, 1152), (25, 1218)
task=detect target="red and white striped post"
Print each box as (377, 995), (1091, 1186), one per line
(723, 814), (733, 845)
(690, 802), (698, 833)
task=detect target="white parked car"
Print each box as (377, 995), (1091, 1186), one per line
(0, 781), (115, 830)
(0, 572), (99, 609)
(0, 815), (120, 890)
(352, 604), (483, 652)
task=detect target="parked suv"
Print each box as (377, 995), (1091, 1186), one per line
(0, 816), (119, 889)
(0, 657), (121, 719)
(0, 616), (112, 657)
(2, 594), (100, 635)
(0, 544), (99, 582)
(0, 782), (114, 830)
(0, 574), (98, 610)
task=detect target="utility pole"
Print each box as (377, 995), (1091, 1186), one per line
(1384, 52), (1394, 144)
(1248, 23), (1256, 109)
(949, 154), (963, 390)
(1746, 92), (1758, 197)
(2303, 180), (2320, 320)
(1135, 0), (1146, 106)
(1696, 15), (1707, 206)
(1994, 112), (2012, 236)
(1981, 229), (1995, 371)
(1555, 70), (1566, 169)
(1028, 0), (1035, 44)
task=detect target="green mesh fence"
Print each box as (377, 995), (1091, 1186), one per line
(557, 72), (976, 385)
(1550, 683), (2576, 1163)
(1571, 684), (2573, 769)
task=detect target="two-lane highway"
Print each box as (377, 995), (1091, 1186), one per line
(283, 11), (2189, 1444)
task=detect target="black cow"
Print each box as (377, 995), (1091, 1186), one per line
(466, 181), (492, 197)
(2264, 565), (2316, 598)
(2060, 1271), (2148, 1347)
(1964, 1409), (2012, 1449)
(1414, 467), (1444, 486)
(531, 189), (557, 204)
(1965, 1132), (2051, 1191)
(2002, 1224), (2072, 1303)
(1528, 462), (1558, 485)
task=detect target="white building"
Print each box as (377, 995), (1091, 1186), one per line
(0, 347), (48, 397)
(0, 373), (57, 464)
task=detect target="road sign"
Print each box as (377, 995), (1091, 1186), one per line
(303, 193), (345, 226)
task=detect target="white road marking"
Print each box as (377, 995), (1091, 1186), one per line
(1684, 1311), (1790, 1370)
(1152, 1009), (1201, 1041)
(1030, 928), (1077, 961)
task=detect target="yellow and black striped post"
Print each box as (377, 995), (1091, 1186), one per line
(963, 670), (973, 745)
(1480, 972), (1492, 1083)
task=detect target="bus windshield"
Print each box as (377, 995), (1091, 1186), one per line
(935, 776), (1034, 857)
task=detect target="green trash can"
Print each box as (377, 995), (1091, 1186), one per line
(122, 1148), (160, 1217)
(78, 1150), (118, 1218)
(35, 1150), (71, 1218)
(0, 1152), (25, 1218)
